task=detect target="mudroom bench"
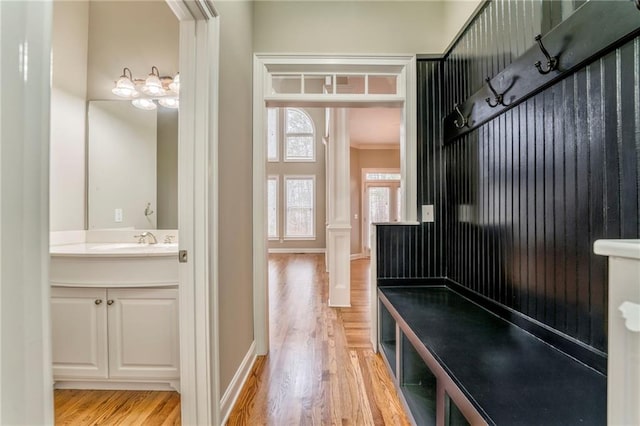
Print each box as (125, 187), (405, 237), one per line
(378, 286), (606, 425)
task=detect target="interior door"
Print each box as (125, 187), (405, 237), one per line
(363, 181), (401, 255)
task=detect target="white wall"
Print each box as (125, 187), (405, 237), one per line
(443, 0), (485, 50)
(217, 0), (255, 394)
(86, 1), (179, 101)
(254, 0), (452, 54)
(50, 0), (89, 231)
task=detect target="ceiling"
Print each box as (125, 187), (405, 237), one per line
(349, 108), (401, 149)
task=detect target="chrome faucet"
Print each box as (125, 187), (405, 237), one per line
(134, 231), (158, 244)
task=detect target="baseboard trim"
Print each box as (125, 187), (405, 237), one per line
(220, 341), (257, 425)
(53, 380), (179, 392)
(350, 253), (366, 260)
(268, 248), (326, 254)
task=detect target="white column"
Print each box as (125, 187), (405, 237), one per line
(0, 1), (54, 423)
(326, 109), (351, 307)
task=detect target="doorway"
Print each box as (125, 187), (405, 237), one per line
(362, 170), (401, 256)
(253, 54), (417, 355)
(48, 1), (219, 425)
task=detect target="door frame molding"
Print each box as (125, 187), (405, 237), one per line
(165, 1), (220, 424)
(252, 54), (417, 355)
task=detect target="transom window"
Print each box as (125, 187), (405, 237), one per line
(284, 108), (315, 162)
(365, 172), (401, 181)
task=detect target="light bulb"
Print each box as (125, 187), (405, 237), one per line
(158, 97), (179, 109)
(142, 66), (165, 96)
(132, 98), (157, 110)
(112, 69), (138, 98)
(169, 73), (180, 94)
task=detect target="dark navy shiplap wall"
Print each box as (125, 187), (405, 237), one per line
(442, 3), (640, 353)
(378, 0), (640, 356)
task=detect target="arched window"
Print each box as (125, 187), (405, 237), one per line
(284, 108), (315, 162)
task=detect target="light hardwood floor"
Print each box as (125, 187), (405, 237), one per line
(227, 254), (410, 425)
(54, 389), (180, 425)
(54, 254), (409, 425)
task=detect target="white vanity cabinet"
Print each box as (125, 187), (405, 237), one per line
(51, 286), (179, 389)
(107, 288), (179, 381)
(51, 287), (108, 379)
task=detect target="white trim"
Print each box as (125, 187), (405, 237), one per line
(370, 224), (378, 352)
(53, 381), (179, 391)
(253, 53), (417, 356)
(350, 253), (366, 260)
(220, 341), (257, 425)
(173, 2), (219, 425)
(266, 108), (279, 162)
(267, 175), (279, 239)
(268, 248), (326, 254)
(351, 142), (400, 150)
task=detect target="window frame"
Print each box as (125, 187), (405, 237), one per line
(283, 108), (316, 163)
(267, 175), (279, 240)
(283, 174), (316, 240)
(267, 108), (279, 162)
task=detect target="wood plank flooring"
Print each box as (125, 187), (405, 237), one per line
(227, 254), (410, 425)
(54, 389), (180, 425)
(54, 254), (408, 425)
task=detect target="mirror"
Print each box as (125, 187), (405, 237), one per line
(87, 100), (178, 230)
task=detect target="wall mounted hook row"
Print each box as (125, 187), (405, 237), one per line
(453, 103), (468, 128)
(485, 77), (506, 108)
(534, 34), (559, 74)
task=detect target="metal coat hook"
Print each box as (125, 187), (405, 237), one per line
(485, 77), (506, 108)
(453, 103), (468, 128)
(534, 34), (558, 74)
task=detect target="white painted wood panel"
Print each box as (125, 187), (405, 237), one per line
(107, 288), (180, 380)
(51, 288), (108, 379)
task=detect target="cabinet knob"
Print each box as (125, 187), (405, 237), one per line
(95, 299), (102, 305)
(107, 299), (114, 306)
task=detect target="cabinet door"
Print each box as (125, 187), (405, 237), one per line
(107, 288), (179, 380)
(51, 287), (108, 379)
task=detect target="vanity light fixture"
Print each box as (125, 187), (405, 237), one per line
(158, 97), (179, 109)
(111, 67), (139, 98)
(142, 66), (165, 96)
(131, 98), (157, 111)
(168, 72), (180, 94)
(112, 66), (179, 110)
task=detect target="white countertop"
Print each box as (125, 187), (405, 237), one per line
(50, 242), (179, 258)
(594, 239), (640, 260)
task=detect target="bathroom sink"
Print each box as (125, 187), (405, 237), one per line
(50, 242), (179, 257)
(89, 243), (178, 251)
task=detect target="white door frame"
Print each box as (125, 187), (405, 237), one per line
(3, 0), (219, 423)
(252, 54), (417, 355)
(165, 1), (220, 424)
